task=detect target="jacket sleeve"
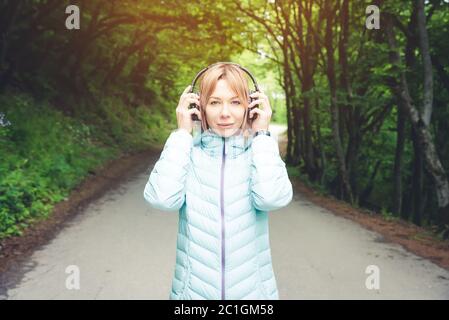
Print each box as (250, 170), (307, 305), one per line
(250, 134), (293, 212)
(143, 128), (193, 212)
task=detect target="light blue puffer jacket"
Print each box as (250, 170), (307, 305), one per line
(143, 127), (293, 300)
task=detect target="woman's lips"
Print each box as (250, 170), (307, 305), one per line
(218, 123), (233, 127)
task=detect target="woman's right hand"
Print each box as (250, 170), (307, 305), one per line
(176, 85), (202, 134)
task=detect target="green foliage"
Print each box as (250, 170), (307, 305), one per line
(287, 165), (327, 196)
(1, 0), (448, 240)
(0, 0), (250, 240)
(0, 92), (168, 239)
(381, 207), (399, 222)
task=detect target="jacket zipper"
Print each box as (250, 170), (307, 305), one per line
(220, 136), (226, 300)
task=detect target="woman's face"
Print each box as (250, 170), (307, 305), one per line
(205, 79), (246, 137)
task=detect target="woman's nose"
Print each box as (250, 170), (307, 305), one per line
(220, 103), (231, 117)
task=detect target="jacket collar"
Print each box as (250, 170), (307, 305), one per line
(193, 127), (253, 159)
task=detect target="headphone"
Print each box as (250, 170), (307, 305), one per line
(187, 62), (260, 126)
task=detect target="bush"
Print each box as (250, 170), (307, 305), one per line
(0, 91), (172, 239)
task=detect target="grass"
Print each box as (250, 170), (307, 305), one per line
(0, 92), (171, 239)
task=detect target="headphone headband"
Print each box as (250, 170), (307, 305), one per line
(189, 61), (259, 94)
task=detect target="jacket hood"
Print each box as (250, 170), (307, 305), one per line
(193, 127), (253, 159)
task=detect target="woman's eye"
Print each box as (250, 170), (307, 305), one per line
(210, 100), (240, 105)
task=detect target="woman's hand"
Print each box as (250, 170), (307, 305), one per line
(176, 85), (202, 134)
(248, 90), (272, 132)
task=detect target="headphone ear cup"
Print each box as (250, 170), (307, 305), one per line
(248, 90), (259, 121)
(190, 91), (200, 121)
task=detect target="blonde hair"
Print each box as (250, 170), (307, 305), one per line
(198, 63), (251, 134)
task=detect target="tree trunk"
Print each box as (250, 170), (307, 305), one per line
(416, 0), (433, 126)
(385, 14), (449, 232)
(411, 125), (424, 226)
(393, 99), (406, 217)
(324, 1), (353, 203)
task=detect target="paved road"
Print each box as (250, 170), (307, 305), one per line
(2, 124), (449, 299)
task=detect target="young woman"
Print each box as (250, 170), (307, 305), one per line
(143, 62), (293, 300)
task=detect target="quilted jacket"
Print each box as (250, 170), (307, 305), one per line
(143, 127), (293, 300)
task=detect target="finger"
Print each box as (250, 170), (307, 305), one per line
(256, 106), (272, 115)
(183, 85), (192, 94)
(186, 92), (200, 99)
(248, 98), (264, 108)
(249, 92), (260, 99)
(188, 108), (202, 119)
(249, 107), (262, 118)
(250, 90), (265, 97)
(250, 93), (268, 104)
(250, 106), (271, 118)
(186, 97), (200, 106)
(249, 107), (262, 114)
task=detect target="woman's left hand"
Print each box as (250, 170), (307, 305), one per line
(248, 90), (272, 132)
